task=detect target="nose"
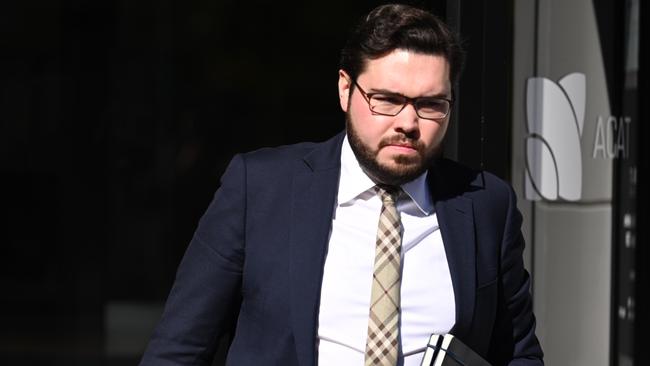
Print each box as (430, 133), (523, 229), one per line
(393, 103), (420, 137)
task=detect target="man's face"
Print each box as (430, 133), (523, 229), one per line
(338, 49), (452, 185)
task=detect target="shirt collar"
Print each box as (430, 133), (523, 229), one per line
(338, 135), (434, 215)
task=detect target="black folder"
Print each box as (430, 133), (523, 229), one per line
(420, 334), (492, 366)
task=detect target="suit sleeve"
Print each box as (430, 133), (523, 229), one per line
(489, 186), (544, 365)
(139, 154), (247, 366)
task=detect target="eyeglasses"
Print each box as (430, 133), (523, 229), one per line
(352, 80), (453, 120)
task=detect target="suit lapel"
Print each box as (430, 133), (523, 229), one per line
(429, 162), (477, 341)
(289, 133), (343, 366)
(435, 195), (476, 339)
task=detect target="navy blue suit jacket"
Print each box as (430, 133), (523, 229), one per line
(140, 132), (543, 365)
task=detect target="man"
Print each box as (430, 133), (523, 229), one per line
(140, 4), (543, 366)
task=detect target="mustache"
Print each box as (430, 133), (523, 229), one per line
(378, 135), (424, 151)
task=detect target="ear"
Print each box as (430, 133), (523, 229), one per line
(338, 69), (352, 112)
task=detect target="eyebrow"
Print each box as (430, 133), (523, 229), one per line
(367, 88), (451, 99)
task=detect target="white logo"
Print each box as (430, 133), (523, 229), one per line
(525, 73), (586, 201)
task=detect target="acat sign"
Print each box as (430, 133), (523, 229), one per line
(592, 115), (632, 159)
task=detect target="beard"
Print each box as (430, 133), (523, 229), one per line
(346, 111), (440, 186)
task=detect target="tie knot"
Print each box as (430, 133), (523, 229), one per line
(374, 184), (400, 204)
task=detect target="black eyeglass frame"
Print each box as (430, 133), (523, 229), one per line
(352, 79), (454, 120)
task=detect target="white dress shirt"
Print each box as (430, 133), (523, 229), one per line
(317, 136), (456, 366)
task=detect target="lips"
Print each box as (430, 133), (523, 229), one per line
(388, 143), (416, 149)
(379, 137), (422, 153)
(385, 143), (417, 153)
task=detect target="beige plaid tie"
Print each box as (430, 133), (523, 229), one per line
(365, 185), (402, 366)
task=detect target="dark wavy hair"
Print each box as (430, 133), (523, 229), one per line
(340, 4), (465, 86)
